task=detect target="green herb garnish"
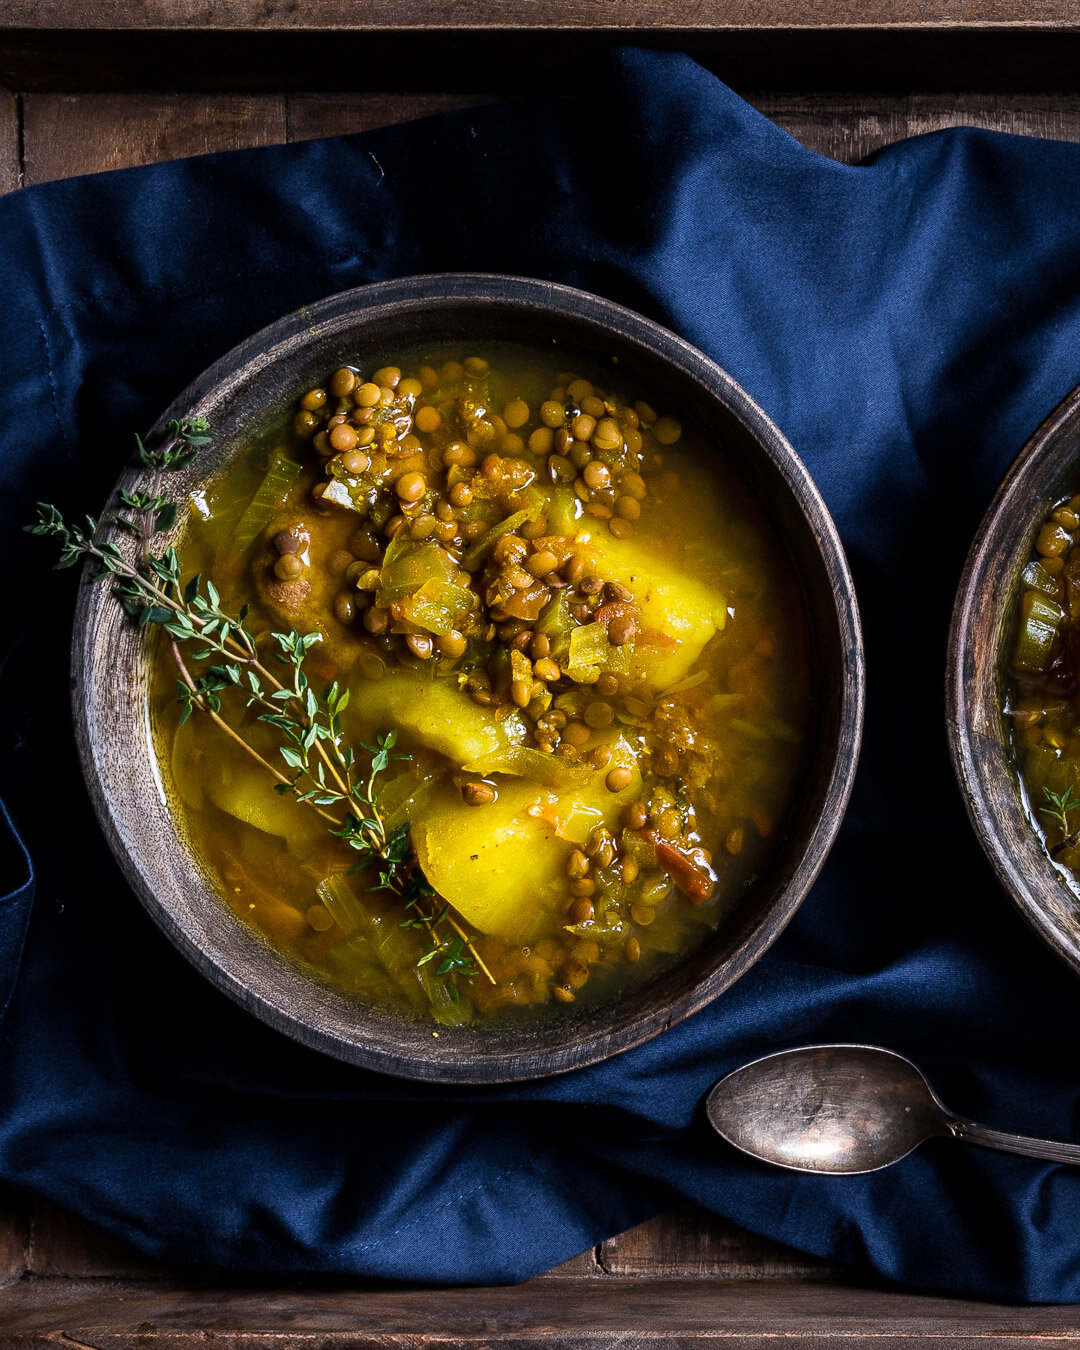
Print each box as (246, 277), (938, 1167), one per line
(26, 420), (493, 994)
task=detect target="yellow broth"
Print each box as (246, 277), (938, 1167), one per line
(153, 342), (809, 1026)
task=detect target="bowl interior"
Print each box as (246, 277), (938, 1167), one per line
(948, 381), (1080, 973)
(73, 274), (864, 1083)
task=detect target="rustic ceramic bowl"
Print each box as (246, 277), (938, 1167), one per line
(948, 381), (1080, 975)
(73, 273), (864, 1083)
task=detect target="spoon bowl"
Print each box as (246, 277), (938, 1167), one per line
(706, 1044), (949, 1174)
(708, 1043), (1080, 1174)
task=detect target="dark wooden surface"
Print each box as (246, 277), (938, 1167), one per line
(10, 91), (1080, 191)
(4, 9), (1080, 1342)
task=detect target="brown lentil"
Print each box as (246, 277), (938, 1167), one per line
(461, 781), (496, 807)
(342, 450), (371, 475)
(534, 657), (561, 683)
(274, 554), (304, 581)
(406, 633), (434, 659)
(414, 405), (442, 434)
(565, 849), (590, 880)
(623, 801), (649, 830)
(569, 898), (595, 924)
(396, 472), (426, 503)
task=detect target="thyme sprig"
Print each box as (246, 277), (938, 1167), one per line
(26, 418), (492, 992)
(1040, 785), (1078, 836)
(1040, 786), (1080, 858)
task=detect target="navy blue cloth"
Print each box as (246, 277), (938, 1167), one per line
(3, 47), (1080, 1299)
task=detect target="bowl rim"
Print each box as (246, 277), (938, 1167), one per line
(71, 271), (865, 1082)
(947, 378), (1080, 975)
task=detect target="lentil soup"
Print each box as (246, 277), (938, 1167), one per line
(1005, 487), (1080, 888)
(154, 342), (808, 1026)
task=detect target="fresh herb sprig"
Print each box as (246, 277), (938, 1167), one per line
(27, 419), (493, 993)
(1040, 785), (1080, 858)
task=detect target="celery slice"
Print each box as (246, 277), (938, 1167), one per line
(1014, 589), (1064, 675)
(462, 503), (542, 569)
(233, 447), (302, 550)
(535, 591), (574, 660)
(319, 877), (471, 1023)
(547, 486), (580, 537)
(566, 621), (632, 681)
(316, 875), (365, 933)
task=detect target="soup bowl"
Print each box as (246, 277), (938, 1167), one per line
(948, 380), (1080, 975)
(73, 273), (864, 1083)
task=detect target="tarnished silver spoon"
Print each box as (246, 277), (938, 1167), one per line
(706, 1044), (1080, 1174)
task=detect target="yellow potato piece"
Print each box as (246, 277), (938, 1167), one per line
(412, 737), (641, 943)
(204, 754), (324, 859)
(349, 669), (526, 767)
(581, 531), (727, 689)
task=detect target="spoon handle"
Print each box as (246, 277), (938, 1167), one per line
(950, 1118), (1080, 1166)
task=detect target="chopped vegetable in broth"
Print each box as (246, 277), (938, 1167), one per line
(1006, 488), (1080, 883)
(153, 343), (809, 1025)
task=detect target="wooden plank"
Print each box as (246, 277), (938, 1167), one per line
(3, 1277), (1080, 1344)
(598, 1205), (843, 1280)
(753, 90), (1080, 163)
(3, 0), (1080, 29)
(0, 1188), (31, 1288)
(0, 87), (18, 193)
(13, 90), (1080, 193)
(287, 92), (498, 142)
(20, 92), (286, 185)
(532, 1246), (601, 1279)
(28, 1201), (161, 1280)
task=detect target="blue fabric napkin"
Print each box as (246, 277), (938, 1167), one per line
(4, 46), (1080, 1301)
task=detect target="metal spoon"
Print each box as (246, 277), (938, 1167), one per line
(706, 1044), (1080, 1174)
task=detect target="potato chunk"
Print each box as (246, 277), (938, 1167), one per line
(349, 670), (527, 766)
(412, 736), (641, 943)
(581, 531), (726, 689)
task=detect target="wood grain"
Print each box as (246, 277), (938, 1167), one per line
(4, 0), (1080, 29)
(13, 91), (1080, 193)
(0, 1203), (845, 1285)
(0, 87), (18, 193)
(287, 93), (498, 142)
(598, 1205), (842, 1280)
(757, 91), (1080, 163)
(0, 1188), (31, 1288)
(27, 1201), (160, 1280)
(5, 1276), (1080, 1345)
(20, 93), (286, 185)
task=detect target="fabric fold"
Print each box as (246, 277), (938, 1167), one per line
(3, 46), (1080, 1299)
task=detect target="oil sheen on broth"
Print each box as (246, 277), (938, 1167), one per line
(155, 343), (808, 1026)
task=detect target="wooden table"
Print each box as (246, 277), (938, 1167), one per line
(4, 4), (1080, 1343)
